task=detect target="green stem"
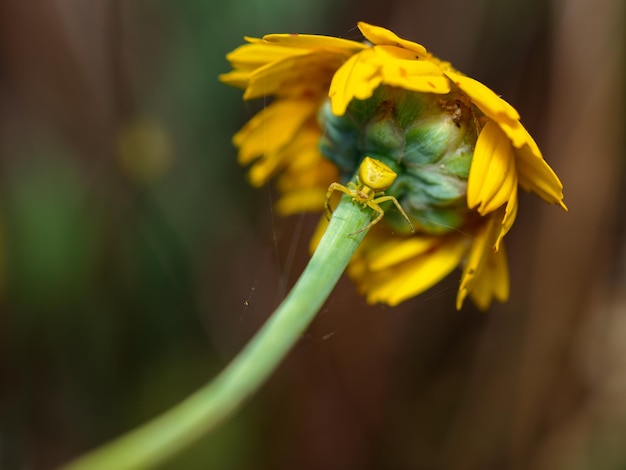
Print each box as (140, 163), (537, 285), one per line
(62, 196), (371, 470)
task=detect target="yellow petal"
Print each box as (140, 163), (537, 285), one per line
(277, 152), (337, 192)
(365, 236), (440, 271)
(329, 45), (452, 115)
(467, 121), (518, 214)
(329, 49), (382, 115)
(456, 213), (500, 309)
(445, 71), (520, 124)
(357, 236), (467, 306)
(278, 127), (323, 170)
(373, 44), (421, 60)
(357, 22), (428, 57)
(276, 188), (328, 214)
(217, 70), (252, 89)
(468, 244), (509, 310)
(516, 144), (567, 210)
(244, 51), (342, 100)
(247, 124), (319, 185)
(224, 42), (309, 72)
(247, 153), (282, 186)
(374, 46), (450, 94)
(250, 122), (334, 190)
(495, 185), (518, 251)
(262, 33), (366, 54)
(233, 99), (317, 166)
(498, 119), (542, 157)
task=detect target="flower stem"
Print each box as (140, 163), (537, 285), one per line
(62, 195), (371, 470)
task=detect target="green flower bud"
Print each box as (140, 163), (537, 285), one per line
(318, 85), (480, 235)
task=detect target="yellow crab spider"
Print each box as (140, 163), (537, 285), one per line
(325, 156), (415, 235)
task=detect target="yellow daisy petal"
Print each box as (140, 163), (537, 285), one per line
(469, 244), (509, 310)
(223, 42), (309, 73)
(276, 188), (329, 214)
(249, 133), (321, 187)
(358, 236), (467, 306)
(495, 185), (518, 251)
(467, 121), (518, 214)
(233, 99), (317, 167)
(357, 22), (428, 57)
(222, 23), (568, 310)
(217, 70), (252, 89)
(277, 155), (338, 193)
(329, 49), (382, 115)
(244, 51), (340, 99)
(247, 125), (322, 186)
(374, 46), (450, 94)
(498, 119), (542, 156)
(262, 33), (366, 54)
(445, 71), (520, 124)
(329, 46), (450, 115)
(516, 145), (567, 210)
(247, 153), (282, 186)
(373, 44), (421, 60)
(456, 213), (500, 309)
(364, 236), (440, 271)
(277, 127), (324, 170)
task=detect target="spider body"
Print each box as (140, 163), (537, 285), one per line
(325, 156), (414, 235)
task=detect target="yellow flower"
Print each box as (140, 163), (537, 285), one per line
(220, 22), (567, 310)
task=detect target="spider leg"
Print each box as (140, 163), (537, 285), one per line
(350, 202), (384, 235)
(325, 183), (353, 221)
(373, 195), (415, 233)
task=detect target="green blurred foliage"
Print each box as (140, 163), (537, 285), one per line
(0, 0), (340, 468)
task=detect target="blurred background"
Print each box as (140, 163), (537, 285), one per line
(0, 0), (624, 468)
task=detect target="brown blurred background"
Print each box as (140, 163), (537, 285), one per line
(0, 0), (624, 469)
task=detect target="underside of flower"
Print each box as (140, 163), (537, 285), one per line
(221, 22), (567, 310)
(319, 84), (481, 235)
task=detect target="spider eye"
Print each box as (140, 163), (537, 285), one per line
(358, 157), (397, 191)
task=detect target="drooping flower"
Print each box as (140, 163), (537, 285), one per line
(220, 22), (566, 310)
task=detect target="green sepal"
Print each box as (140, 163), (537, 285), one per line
(319, 84), (480, 235)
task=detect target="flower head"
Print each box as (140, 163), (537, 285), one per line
(220, 22), (566, 310)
